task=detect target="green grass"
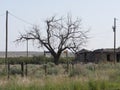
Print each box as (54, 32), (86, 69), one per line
(0, 63), (120, 90)
(0, 77), (120, 90)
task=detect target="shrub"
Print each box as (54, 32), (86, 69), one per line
(47, 62), (55, 68)
(69, 65), (88, 77)
(59, 57), (74, 64)
(10, 66), (22, 75)
(47, 67), (58, 75)
(41, 62), (58, 75)
(0, 67), (6, 76)
(86, 63), (96, 71)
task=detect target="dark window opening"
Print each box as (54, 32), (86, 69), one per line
(117, 54), (120, 62)
(107, 54), (110, 61)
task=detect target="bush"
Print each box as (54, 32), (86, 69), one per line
(10, 66), (22, 75)
(0, 67), (6, 76)
(59, 57), (74, 63)
(0, 56), (74, 65)
(47, 67), (58, 75)
(69, 65), (89, 77)
(86, 63), (96, 71)
(47, 62), (55, 67)
(0, 58), (5, 64)
(41, 62), (58, 75)
(0, 56), (54, 65)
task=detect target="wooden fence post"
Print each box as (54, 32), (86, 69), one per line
(21, 62), (24, 77)
(25, 62), (27, 76)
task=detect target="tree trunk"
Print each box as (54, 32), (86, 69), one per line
(54, 56), (60, 65)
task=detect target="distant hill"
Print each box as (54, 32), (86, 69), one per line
(0, 51), (74, 58)
(0, 51), (43, 58)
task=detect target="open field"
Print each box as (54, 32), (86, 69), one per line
(0, 63), (120, 90)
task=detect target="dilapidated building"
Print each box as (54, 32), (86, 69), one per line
(75, 49), (94, 63)
(75, 48), (120, 63)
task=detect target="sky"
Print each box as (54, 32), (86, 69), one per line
(0, 0), (120, 51)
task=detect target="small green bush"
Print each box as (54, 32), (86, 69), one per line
(47, 67), (58, 75)
(10, 66), (22, 75)
(86, 63), (96, 71)
(69, 65), (89, 77)
(47, 62), (55, 68)
(59, 57), (74, 63)
(0, 67), (6, 76)
(41, 62), (58, 75)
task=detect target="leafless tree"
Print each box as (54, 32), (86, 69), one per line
(16, 15), (88, 65)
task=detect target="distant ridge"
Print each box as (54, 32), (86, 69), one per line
(0, 51), (74, 58)
(0, 51), (43, 58)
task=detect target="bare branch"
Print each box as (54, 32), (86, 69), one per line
(16, 14), (89, 64)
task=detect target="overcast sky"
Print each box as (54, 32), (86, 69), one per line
(0, 0), (120, 51)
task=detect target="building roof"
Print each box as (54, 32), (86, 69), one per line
(93, 48), (120, 53)
(77, 49), (91, 54)
(76, 48), (120, 54)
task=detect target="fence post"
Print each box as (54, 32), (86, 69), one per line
(8, 62), (10, 79)
(45, 64), (47, 76)
(25, 62), (27, 76)
(21, 62), (24, 77)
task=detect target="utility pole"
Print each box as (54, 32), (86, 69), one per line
(5, 10), (10, 79)
(112, 18), (116, 64)
(25, 37), (28, 76)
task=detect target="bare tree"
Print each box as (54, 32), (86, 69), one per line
(16, 15), (88, 65)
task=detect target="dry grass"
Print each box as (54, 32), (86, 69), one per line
(0, 63), (120, 89)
